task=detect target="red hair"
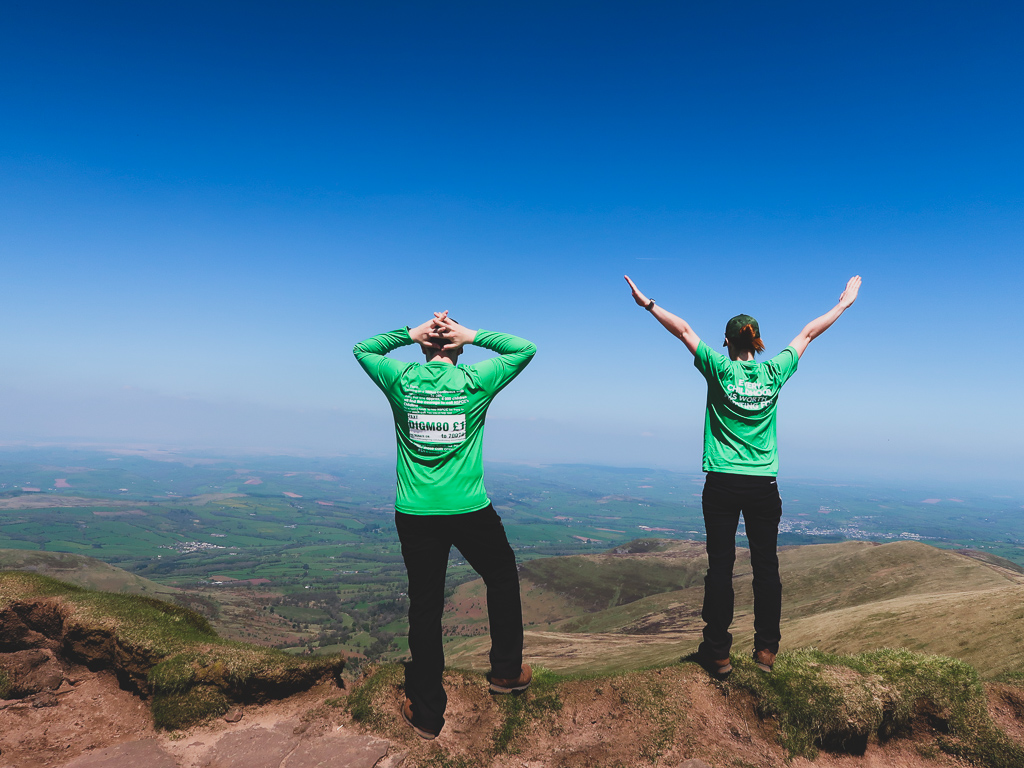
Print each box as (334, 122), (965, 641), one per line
(735, 324), (765, 354)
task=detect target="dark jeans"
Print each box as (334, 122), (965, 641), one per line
(698, 471), (783, 660)
(395, 504), (523, 734)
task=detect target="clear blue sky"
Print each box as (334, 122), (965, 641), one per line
(1, 2), (1021, 490)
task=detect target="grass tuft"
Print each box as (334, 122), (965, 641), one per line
(491, 666), (563, 755)
(346, 662), (406, 736)
(150, 684), (230, 730)
(725, 647), (1024, 766)
(419, 751), (479, 768)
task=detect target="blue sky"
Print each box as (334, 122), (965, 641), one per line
(1, 2), (1021, 489)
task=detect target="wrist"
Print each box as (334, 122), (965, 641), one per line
(644, 298), (656, 312)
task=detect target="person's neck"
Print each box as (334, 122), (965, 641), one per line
(727, 345), (756, 362)
(424, 352), (458, 365)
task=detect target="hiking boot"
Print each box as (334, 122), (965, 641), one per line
(684, 650), (732, 680)
(753, 649), (776, 673)
(698, 652), (732, 679)
(709, 657), (733, 679)
(489, 663), (532, 693)
(401, 697), (438, 740)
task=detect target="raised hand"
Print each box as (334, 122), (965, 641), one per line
(838, 275), (862, 309)
(433, 315), (477, 351)
(624, 275), (650, 308)
(409, 314), (446, 348)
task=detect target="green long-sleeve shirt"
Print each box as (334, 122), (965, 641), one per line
(353, 328), (536, 514)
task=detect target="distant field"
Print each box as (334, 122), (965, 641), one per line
(0, 447), (1021, 665)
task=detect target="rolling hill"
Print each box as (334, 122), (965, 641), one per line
(443, 539), (1024, 678)
(0, 549), (178, 597)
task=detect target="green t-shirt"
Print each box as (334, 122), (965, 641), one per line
(693, 340), (799, 476)
(353, 328), (536, 514)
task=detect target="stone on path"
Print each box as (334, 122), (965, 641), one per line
(201, 721), (391, 768)
(59, 740), (179, 768)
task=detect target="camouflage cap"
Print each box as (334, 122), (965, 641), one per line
(724, 314), (759, 341)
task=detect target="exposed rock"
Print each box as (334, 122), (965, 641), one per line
(0, 648), (64, 698)
(222, 707), (243, 723)
(57, 740), (178, 768)
(30, 691), (59, 708)
(0, 599), (64, 651)
(198, 721), (390, 768)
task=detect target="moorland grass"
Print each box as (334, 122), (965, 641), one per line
(725, 647), (1024, 767)
(521, 550), (704, 612)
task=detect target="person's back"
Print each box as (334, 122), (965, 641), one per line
(353, 312), (536, 740)
(354, 325), (535, 513)
(693, 340), (798, 476)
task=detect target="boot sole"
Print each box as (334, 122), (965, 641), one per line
(401, 706), (438, 740)
(489, 681), (531, 694)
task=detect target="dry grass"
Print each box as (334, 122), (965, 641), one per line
(443, 539), (1024, 679)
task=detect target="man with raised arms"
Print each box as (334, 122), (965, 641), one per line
(353, 312), (535, 740)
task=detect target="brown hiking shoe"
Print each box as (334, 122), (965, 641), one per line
(711, 657), (733, 678)
(685, 650), (732, 680)
(489, 663), (532, 693)
(753, 649), (776, 673)
(401, 697), (438, 740)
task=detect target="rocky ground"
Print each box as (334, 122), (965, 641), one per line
(0, 664), (396, 768)
(4, 657), (1023, 768)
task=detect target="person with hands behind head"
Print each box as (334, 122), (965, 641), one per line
(353, 312), (537, 740)
(624, 274), (861, 678)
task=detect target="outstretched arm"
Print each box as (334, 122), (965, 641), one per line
(789, 275), (862, 359)
(624, 275), (701, 355)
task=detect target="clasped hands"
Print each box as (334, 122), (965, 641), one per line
(410, 311), (477, 351)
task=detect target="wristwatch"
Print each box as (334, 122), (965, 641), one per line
(645, 299), (656, 311)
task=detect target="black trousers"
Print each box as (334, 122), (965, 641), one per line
(395, 504), (523, 734)
(698, 471), (783, 660)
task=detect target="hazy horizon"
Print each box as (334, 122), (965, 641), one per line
(0, 440), (1019, 499)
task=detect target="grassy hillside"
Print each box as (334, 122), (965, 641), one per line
(518, 539), (707, 612)
(0, 571), (344, 729)
(444, 539), (1024, 679)
(0, 549), (178, 596)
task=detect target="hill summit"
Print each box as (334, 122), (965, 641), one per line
(2, 540), (1024, 767)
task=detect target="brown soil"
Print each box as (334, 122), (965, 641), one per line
(339, 662), (1002, 768)
(0, 663), (156, 768)
(987, 682), (1024, 746)
(1, 657), (1022, 768)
